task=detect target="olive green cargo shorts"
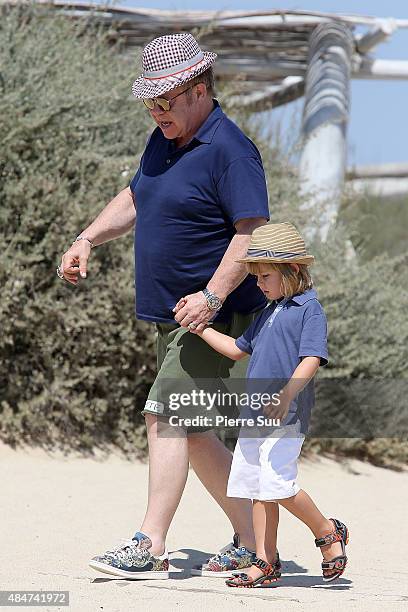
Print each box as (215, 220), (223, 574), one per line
(143, 310), (262, 424)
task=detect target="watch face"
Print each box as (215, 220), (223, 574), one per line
(203, 289), (222, 310)
(209, 296), (222, 310)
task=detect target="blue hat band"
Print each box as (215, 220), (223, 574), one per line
(246, 249), (307, 259)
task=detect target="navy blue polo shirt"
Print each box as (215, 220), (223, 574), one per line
(236, 289), (328, 428)
(129, 100), (270, 323)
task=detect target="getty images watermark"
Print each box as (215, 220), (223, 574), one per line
(152, 377), (408, 438)
(167, 389), (284, 428)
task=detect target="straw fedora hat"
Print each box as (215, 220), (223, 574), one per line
(236, 223), (315, 265)
(132, 33), (217, 99)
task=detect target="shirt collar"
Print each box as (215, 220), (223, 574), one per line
(290, 288), (318, 305)
(193, 99), (224, 144)
(167, 99), (224, 154)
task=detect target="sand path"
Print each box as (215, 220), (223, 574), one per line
(1, 442), (407, 611)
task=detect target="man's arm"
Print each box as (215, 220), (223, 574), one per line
(79, 186), (136, 247)
(59, 186), (136, 285)
(206, 217), (267, 301)
(173, 217), (267, 329)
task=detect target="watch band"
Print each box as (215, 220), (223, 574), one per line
(202, 287), (223, 311)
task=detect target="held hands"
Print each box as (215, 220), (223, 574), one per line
(172, 292), (214, 332)
(59, 241), (92, 286)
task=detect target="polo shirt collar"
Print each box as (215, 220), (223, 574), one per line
(167, 100), (224, 155)
(193, 99), (224, 144)
(290, 288), (317, 305)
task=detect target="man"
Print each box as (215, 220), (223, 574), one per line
(58, 33), (270, 579)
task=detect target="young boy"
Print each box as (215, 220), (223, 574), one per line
(189, 223), (349, 587)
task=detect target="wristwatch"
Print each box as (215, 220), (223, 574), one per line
(202, 288), (223, 311)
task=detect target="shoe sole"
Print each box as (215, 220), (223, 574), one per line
(190, 568), (250, 578)
(89, 560), (169, 580)
(226, 577), (280, 588)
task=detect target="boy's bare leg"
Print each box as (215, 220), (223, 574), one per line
(139, 414), (189, 555)
(238, 500), (279, 581)
(188, 431), (256, 551)
(253, 500), (279, 562)
(278, 489), (344, 578)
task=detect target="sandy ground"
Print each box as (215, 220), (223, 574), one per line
(1, 441), (407, 612)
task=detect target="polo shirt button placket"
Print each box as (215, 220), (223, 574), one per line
(166, 158), (171, 164)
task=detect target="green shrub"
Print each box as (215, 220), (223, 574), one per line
(0, 5), (154, 452)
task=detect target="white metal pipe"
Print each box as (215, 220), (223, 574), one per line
(354, 58), (408, 80)
(349, 178), (408, 196)
(347, 163), (408, 179)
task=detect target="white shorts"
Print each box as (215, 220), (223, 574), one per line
(227, 421), (305, 501)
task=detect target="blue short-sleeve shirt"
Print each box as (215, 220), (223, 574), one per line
(130, 100), (270, 323)
(235, 288), (328, 428)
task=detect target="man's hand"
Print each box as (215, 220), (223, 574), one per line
(263, 390), (291, 423)
(173, 297), (186, 314)
(59, 240), (92, 286)
(172, 291), (215, 331)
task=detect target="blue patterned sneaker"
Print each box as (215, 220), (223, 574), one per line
(89, 532), (169, 579)
(190, 533), (256, 577)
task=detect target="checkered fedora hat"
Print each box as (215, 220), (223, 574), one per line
(132, 33), (217, 99)
(236, 223), (315, 265)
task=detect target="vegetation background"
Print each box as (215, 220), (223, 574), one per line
(1, 6), (407, 466)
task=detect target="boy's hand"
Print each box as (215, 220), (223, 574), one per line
(188, 324), (209, 336)
(263, 390), (291, 423)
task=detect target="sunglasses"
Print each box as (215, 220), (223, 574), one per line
(142, 85), (194, 111)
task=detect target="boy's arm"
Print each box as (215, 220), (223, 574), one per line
(195, 327), (248, 361)
(265, 356), (321, 420)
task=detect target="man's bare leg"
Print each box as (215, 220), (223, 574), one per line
(188, 431), (257, 551)
(139, 414), (189, 555)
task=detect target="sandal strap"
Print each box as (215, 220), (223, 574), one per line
(253, 555), (281, 576)
(315, 532), (343, 547)
(315, 518), (347, 548)
(231, 572), (250, 580)
(322, 555), (347, 570)
(253, 557), (273, 575)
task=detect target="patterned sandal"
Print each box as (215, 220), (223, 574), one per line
(315, 518), (349, 582)
(225, 553), (281, 588)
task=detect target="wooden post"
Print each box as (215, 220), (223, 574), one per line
(299, 22), (354, 240)
(356, 19), (396, 54)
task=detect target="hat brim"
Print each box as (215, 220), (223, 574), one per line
(132, 52), (217, 99)
(236, 255), (315, 265)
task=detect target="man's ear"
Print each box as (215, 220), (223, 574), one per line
(195, 82), (207, 99)
(290, 263), (300, 273)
